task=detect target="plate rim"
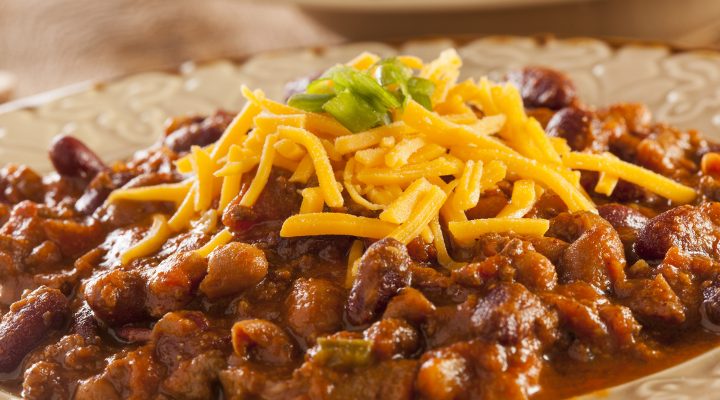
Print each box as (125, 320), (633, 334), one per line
(3, 33), (718, 116)
(3, 34), (720, 399)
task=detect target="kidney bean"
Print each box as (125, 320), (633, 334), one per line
(346, 238), (412, 326)
(0, 286), (69, 372)
(506, 66), (577, 110)
(48, 135), (108, 179)
(69, 303), (99, 342)
(163, 111), (234, 153)
(635, 203), (720, 261)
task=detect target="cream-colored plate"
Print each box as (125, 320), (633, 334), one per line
(1, 36), (720, 399)
(263, 0), (593, 12)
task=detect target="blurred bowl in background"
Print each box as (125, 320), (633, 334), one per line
(265, 0), (595, 12)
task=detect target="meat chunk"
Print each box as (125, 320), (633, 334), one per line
(549, 212), (626, 291)
(145, 251), (208, 317)
(84, 269), (147, 326)
(383, 287), (436, 325)
(363, 318), (420, 361)
(416, 339), (544, 400)
(232, 319), (295, 366)
(293, 359), (417, 400)
(0, 164), (44, 204)
(471, 283), (558, 347)
(506, 66), (576, 109)
(635, 203), (720, 261)
(620, 274), (685, 326)
(542, 282), (649, 360)
(636, 124), (697, 176)
(702, 278), (720, 332)
(222, 170), (301, 231)
(22, 361), (69, 400)
(286, 278), (344, 345)
(346, 238), (412, 325)
(0, 286), (69, 372)
(43, 218), (103, 258)
(199, 242), (268, 299)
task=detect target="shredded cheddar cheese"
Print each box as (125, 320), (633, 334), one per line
(196, 228), (234, 258)
(449, 218), (550, 246)
(497, 180), (537, 218)
(107, 49), (698, 268)
(564, 152), (697, 204)
(281, 213), (396, 239)
(108, 180), (193, 205)
(121, 214), (171, 265)
(300, 187), (325, 214)
(345, 240), (365, 288)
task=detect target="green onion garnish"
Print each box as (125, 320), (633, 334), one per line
(407, 77), (435, 110)
(322, 90), (383, 133)
(288, 93), (336, 113)
(286, 57), (436, 132)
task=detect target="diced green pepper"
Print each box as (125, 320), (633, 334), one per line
(322, 90), (384, 133)
(288, 93), (335, 113)
(312, 337), (374, 369)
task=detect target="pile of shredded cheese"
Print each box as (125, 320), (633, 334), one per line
(109, 49), (697, 276)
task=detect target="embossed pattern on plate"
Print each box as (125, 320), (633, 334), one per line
(1, 36), (719, 400)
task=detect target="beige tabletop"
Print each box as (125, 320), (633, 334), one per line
(2, 0), (720, 101)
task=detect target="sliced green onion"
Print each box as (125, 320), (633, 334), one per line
(322, 90), (384, 133)
(312, 337), (373, 370)
(407, 77), (436, 110)
(306, 78), (335, 95)
(328, 66), (401, 111)
(288, 93), (335, 113)
(373, 58), (412, 87)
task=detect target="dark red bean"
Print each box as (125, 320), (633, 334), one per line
(346, 238), (412, 326)
(115, 326), (153, 343)
(506, 66), (577, 110)
(598, 204), (649, 232)
(48, 135), (108, 179)
(702, 279), (720, 332)
(635, 203), (720, 260)
(69, 303), (99, 342)
(0, 286), (69, 372)
(163, 111), (234, 153)
(545, 107), (594, 151)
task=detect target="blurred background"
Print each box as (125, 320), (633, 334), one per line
(2, 0), (720, 103)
